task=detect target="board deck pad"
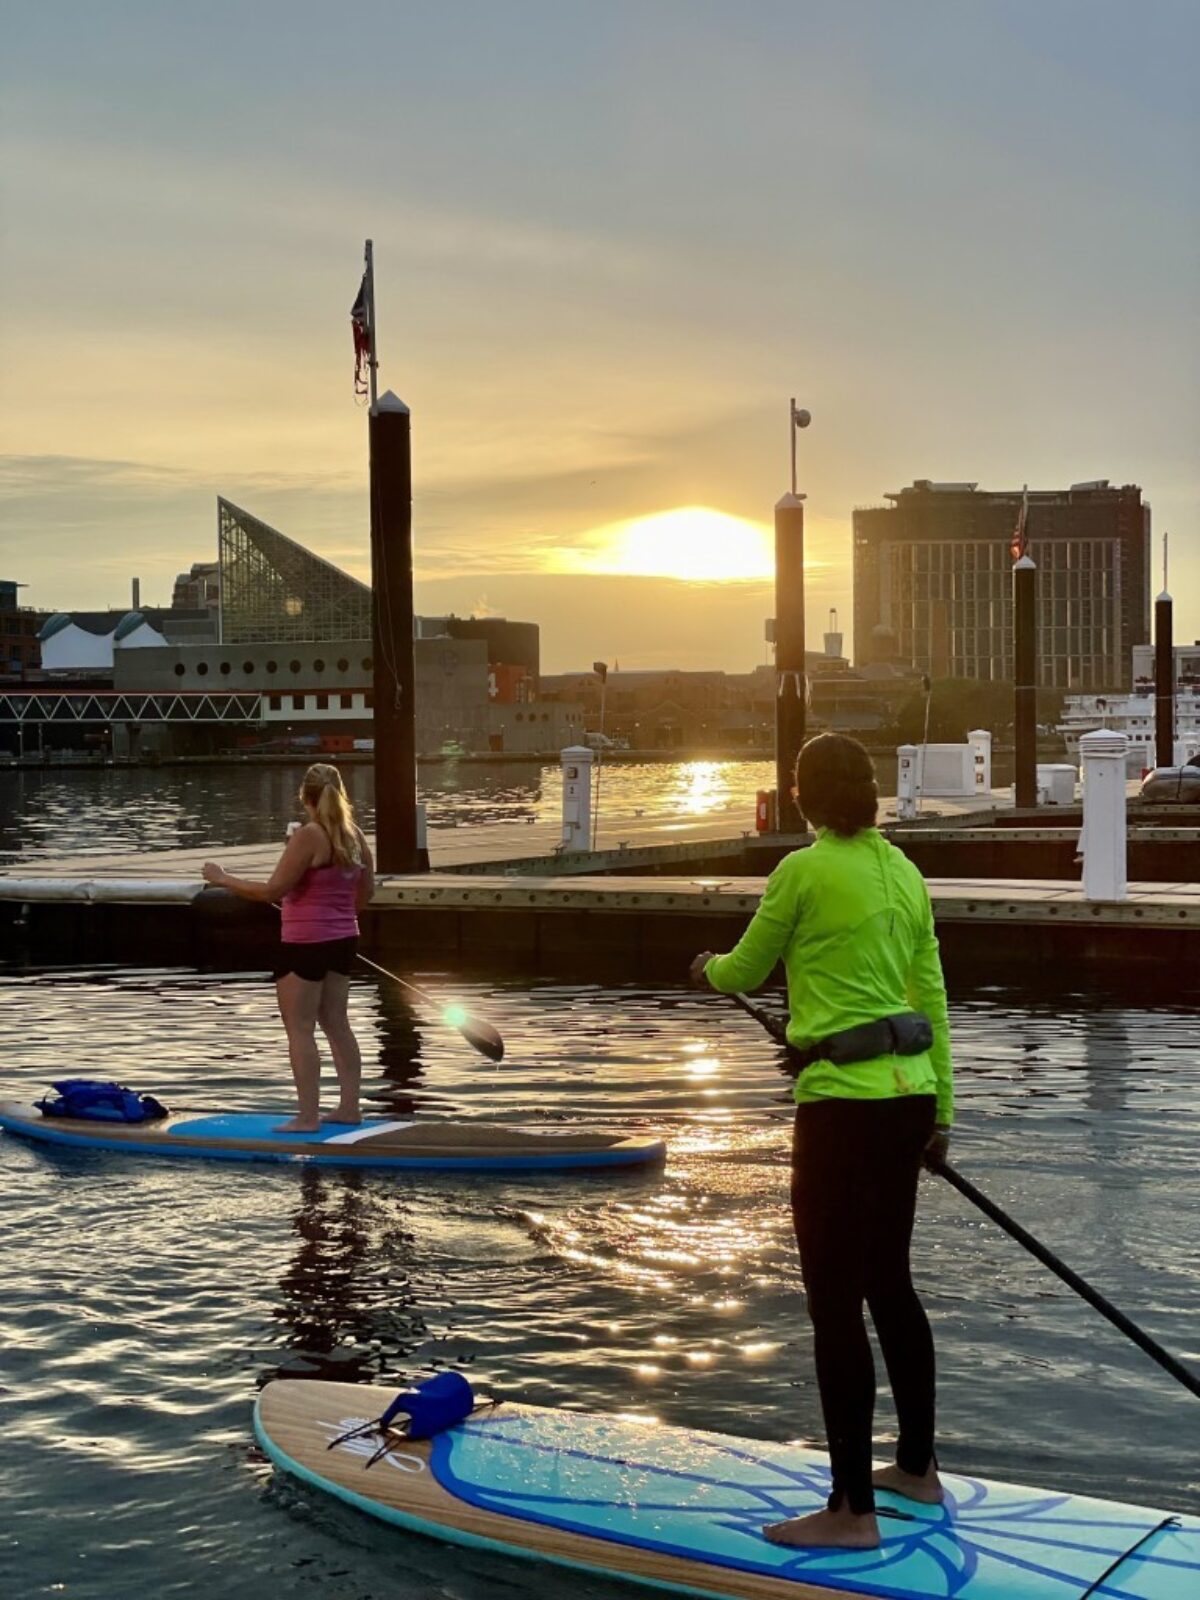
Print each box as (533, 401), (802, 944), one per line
(0, 1102), (665, 1172)
(255, 1380), (1200, 1600)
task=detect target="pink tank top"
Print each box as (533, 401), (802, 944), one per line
(281, 862), (362, 943)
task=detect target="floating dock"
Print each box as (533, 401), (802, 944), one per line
(1, 866), (1196, 973)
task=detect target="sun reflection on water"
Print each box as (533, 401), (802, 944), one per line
(673, 761), (730, 818)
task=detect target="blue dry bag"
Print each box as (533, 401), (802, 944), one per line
(378, 1372), (475, 1440)
(37, 1079), (170, 1124)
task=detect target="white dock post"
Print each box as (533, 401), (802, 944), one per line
(1079, 729), (1128, 901)
(968, 729), (992, 792)
(560, 745), (594, 852)
(896, 744), (919, 821)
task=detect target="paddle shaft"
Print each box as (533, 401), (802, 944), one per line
(731, 990), (787, 1043)
(929, 1156), (1200, 1401)
(355, 950), (447, 1010)
(729, 990), (1200, 1402)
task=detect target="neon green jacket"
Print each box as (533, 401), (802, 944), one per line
(705, 827), (953, 1125)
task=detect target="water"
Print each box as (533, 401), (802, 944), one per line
(1, 965), (1198, 1597)
(0, 759), (782, 865)
(0, 753), (1019, 866)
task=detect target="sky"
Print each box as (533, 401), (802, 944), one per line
(1, 1), (1197, 673)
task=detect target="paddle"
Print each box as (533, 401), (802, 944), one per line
(354, 951), (506, 1063)
(265, 898), (506, 1062)
(728, 988), (1200, 1402)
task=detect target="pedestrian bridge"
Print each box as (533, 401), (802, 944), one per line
(0, 690), (264, 724)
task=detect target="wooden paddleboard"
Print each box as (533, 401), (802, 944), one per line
(0, 1102), (665, 1172)
(255, 1378), (1200, 1599)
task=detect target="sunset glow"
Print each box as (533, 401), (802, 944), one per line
(575, 508), (774, 582)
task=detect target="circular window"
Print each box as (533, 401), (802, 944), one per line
(196, 662), (209, 676)
(516, 712), (524, 722)
(289, 659), (301, 674)
(337, 658), (349, 672)
(313, 658), (325, 673)
(361, 656), (373, 672)
(219, 661), (231, 675)
(542, 712), (550, 722)
(173, 662), (185, 677)
(266, 660), (278, 674)
(242, 661), (254, 674)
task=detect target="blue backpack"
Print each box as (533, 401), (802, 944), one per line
(37, 1079), (170, 1124)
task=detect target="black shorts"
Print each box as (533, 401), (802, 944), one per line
(274, 937), (358, 982)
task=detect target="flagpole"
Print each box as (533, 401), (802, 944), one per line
(789, 396), (797, 498)
(365, 238), (379, 409)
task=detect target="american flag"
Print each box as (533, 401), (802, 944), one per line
(1009, 485), (1029, 563)
(351, 272), (372, 397)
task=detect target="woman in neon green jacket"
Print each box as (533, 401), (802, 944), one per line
(691, 733), (952, 1551)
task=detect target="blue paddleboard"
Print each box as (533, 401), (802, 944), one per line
(255, 1379), (1200, 1598)
(0, 1101), (666, 1172)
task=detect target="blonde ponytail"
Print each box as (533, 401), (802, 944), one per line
(300, 762), (362, 867)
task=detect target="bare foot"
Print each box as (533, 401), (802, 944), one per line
(763, 1507), (880, 1549)
(872, 1463), (944, 1504)
(274, 1116), (320, 1133)
(321, 1107), (362, 1125)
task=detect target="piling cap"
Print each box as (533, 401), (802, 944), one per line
(775, 492), (806, 510)
(1013, 554), (1036, 570)
(372, 390), (410, 414)
(1156, 590), (1172, 604)
(1078, 729), (1127, 756)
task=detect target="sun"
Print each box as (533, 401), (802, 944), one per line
(576, 507), (774, 582)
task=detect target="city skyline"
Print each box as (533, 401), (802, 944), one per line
(2, 1), (1197, 673)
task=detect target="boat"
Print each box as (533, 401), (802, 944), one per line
(1056, 681), (1200, 773)
(0, 1104), (666, 1172)
(255, 1379), (1200, 1599)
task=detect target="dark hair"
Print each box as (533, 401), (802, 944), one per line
(794, 734), (878, 836)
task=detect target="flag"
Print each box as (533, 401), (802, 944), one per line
(791, 402), (810, 430)
(1009, 485), (1029, 563)
(351, 272), (372, 397)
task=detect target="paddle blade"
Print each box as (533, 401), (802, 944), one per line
(444, 1004), (506, 1062)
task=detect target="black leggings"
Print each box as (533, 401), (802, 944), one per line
(791, 1094), (937, 1516)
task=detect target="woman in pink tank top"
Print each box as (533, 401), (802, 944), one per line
(202, 763), (375, 1132)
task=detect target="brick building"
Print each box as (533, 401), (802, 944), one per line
(0, 581), (48, 679)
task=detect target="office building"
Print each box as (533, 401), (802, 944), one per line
(853, 479), (1151, 690)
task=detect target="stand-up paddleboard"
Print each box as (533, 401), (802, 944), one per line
(255, 1379), (1200, 1599)
(0, 1102), (665, 1172)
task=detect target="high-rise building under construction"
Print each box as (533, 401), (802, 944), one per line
(852, 480), (1150, 690)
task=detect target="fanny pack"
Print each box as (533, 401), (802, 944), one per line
(789, 1012), (934, 1073)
